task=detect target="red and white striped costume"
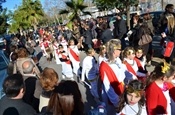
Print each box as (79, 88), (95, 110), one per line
(68, 45), (80, 75)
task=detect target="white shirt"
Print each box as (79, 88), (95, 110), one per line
(81, 56), (98, 81)
(123, 58), (146, 77)
(117, 103), (147, 115)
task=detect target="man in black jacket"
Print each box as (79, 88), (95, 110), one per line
(113, 13), (127, 49)
(0, 74), (36, 115)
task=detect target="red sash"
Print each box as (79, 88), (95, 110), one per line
(69, 48), (80, 61)
(56, 50), (71, 64)
(124, 58), (145, 81)
(134, 57), (144, 70)
(99, 61), (124, 96)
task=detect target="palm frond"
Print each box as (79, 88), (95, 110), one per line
(59, 10), (69, 14)
(82, 11), (91, 15)
(65, 1), (75, 8)
(76, 4), (87, 11)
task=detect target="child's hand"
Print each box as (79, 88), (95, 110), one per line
(161, 32), (166, 38)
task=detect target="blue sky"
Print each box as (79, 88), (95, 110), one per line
(2, 0), (44, 11)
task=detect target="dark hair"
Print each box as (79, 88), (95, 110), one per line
(47, 80), (84, 115)
(3, 74), (25, 97)
(11, 53), (18, 62)
(3, 107), (19, 115)
(116, 80), (145, 113)
(146, 62), (175, 86)
(165, 4), (174, 11)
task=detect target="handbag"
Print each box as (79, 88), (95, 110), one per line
(138, 34), (152, 46)
(163, 41), (174, 57)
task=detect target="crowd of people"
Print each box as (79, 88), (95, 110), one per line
(0, 3), (175, 115)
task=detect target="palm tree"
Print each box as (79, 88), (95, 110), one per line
(59, 0), (91, 24)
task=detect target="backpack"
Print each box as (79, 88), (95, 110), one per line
(87, 102), (107, 115)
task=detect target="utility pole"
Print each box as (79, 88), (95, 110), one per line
(161, 0), (164, 10)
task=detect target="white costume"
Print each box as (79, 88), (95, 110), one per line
(81, 56), (99, 99)
(58, 50), (73, 79)
(53, 43), (61, 64)
(60, 40), (68, 53)
(99, 57), (126, 115)
(98, 54), (107, 66)
(116, 103), (147, 115)
(123, 58), (146, 78)
(68, 45), (80, 76)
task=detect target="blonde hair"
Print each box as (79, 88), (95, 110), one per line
(166, 13), (175, 34)
(86, 48), (95, 55)
(99, 45), (106, 56)
(106, 39), (121, 61)
(123, 47), (135, 58)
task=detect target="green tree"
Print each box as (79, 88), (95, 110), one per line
(59, 0), (91, 23)
(10, 0), (44, 33)
(0, 8), (9, 34)
(0, 0), (5, 12)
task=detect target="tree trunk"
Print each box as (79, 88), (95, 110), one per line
(126, 5), (130, 30)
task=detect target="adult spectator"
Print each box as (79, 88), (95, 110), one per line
(84, 22), (95, 50)
(0, 74), (36, 115)
(101, 21), (115, 44)
(161, 13), (175, 64)
(13, 48), (40, 77)
(158, 4), (175, 33)
(41, 80), (84, 115)
(113, 13), (127, 50)
(22, 60), (39, 112)
(38, 67), (59, 112)
(7, 52), (18, 76)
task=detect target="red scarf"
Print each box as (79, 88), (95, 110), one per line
(99, 61), (124, 96)
(69, 48), (80, 61)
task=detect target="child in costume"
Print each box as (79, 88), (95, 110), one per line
(122, 47), (148, 81)
(99, 39), (126, 115)
(145, 60), (175, 115)
(57, 44), (73, 80)
(116, 80), (147, 115)
(67, 39), (80, 76)
(81, 48), (99, 101)
(52, 39), (61, 64)
(135, 47), (146, 69)
(98, 45), (107, 66)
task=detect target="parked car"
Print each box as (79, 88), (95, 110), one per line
(0, 50), (9, 98)
(141, 11), (164, 28)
